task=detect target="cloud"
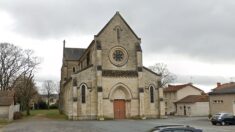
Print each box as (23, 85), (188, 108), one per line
(1, 0), (235, 84)
(174, 74), (233, 92)
(176, 74), (229, 85)
(1, 0), (235, 63)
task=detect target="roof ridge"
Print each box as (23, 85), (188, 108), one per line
(64, 47), (86, 50)
(95, 12), (140, 40)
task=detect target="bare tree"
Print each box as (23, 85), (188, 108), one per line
(43, 80), (56, 109)
(149, 63), (176, 88)
(14, 72), (38, 115)
(0, 43), (40, 90)
(14, 50), (40, 115)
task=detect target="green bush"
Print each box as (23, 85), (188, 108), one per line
(49, 104), (58, 109)
(208, 114), (212, 119)
(37, 101), (48, 109)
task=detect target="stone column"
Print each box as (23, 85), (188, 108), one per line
(68, 83), (73, 120)
(139, 88), (145, 118)
(95, 39), (104, 120)
(136, 41), (145, 118)
(72, 85), (78, 120)
(158, 87), (165, 117)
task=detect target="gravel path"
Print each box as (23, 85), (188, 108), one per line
(3, 116), (235, 132)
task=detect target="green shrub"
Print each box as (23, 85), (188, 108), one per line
(208, 114), (212, 119)
(37, 101), (48, 109)
(49, 104), (58, 109)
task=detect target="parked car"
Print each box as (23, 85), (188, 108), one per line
(148, 125), (203, 132)
(211, 112), (235, 125)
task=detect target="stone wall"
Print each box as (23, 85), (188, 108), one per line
(74, 66), (97, 120)
(143, 68), (163, 118)
(97, 13), (139, 71)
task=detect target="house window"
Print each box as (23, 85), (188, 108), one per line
(150, 86), (154, 103)
(213, 100), (224, 103)
(50, 98), (54, 103)
(81, 85), (86, 103)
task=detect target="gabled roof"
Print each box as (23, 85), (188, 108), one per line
(95, 11), (140, 40)
(143, 67), (161, 76)
(0, 91), (14, 106)
(209, 82), (235, 95)
(63, 48), (86, 61)
(164, 83), (203, 93)
(176, 95), (209, 103)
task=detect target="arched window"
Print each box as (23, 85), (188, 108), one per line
(150, 86), (154, 103)
(73, 67), (75, 73)
(81, 85), (86, 103)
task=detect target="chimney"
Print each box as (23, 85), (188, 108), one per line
(217, 82), (221, 87)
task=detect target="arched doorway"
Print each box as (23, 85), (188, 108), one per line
(109, 84), (132, 119)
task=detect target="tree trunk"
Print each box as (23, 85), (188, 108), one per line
(26, 103), (30, 116)
(47, 97), (50, 110)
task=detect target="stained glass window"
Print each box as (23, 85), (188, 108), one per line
(150, 86), (154, 103)
(81, 85), (86, 103)
(113, 50), (124, 61)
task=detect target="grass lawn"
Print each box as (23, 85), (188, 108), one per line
(23, 109), (67, 120)
(0, 120), (10, 128)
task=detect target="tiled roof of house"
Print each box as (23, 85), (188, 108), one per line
(64, 48), (86, 61)
(164, 83), (203, 93)
(0, 91), (14, 106)
(176, 95), (209, 103)
(209, 82), (235, 95)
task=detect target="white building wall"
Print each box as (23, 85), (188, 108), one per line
(0, 106), (9, 120)
(176, 102), (209, 116)
(193, 102), (209, 116)
(176, 86), (202, 100)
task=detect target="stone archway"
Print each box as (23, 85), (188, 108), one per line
(109, 83), (132, 119)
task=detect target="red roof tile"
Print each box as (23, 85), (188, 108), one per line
(214, 82), (235, 90)
(164, 83), (203, 93)
(176, 95), (209, 103)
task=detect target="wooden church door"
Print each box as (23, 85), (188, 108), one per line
(114, 99), (126, 119)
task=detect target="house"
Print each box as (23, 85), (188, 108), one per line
(164, 83), (204, 115)
(40, 94), (59, 106)
(175, 95), (209, 116)
(60, 12), (165, 120)
(0, 90), (19, 121)
(209, 82), (235, 115)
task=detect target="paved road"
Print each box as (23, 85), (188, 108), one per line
(3, 116), (235, 132)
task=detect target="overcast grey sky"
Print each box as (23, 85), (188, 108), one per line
(1, 0), (235, 92)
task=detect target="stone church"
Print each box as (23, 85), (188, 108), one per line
(60, 12), (165, 120)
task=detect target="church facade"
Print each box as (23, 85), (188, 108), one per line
(60, 12), (165, 120)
